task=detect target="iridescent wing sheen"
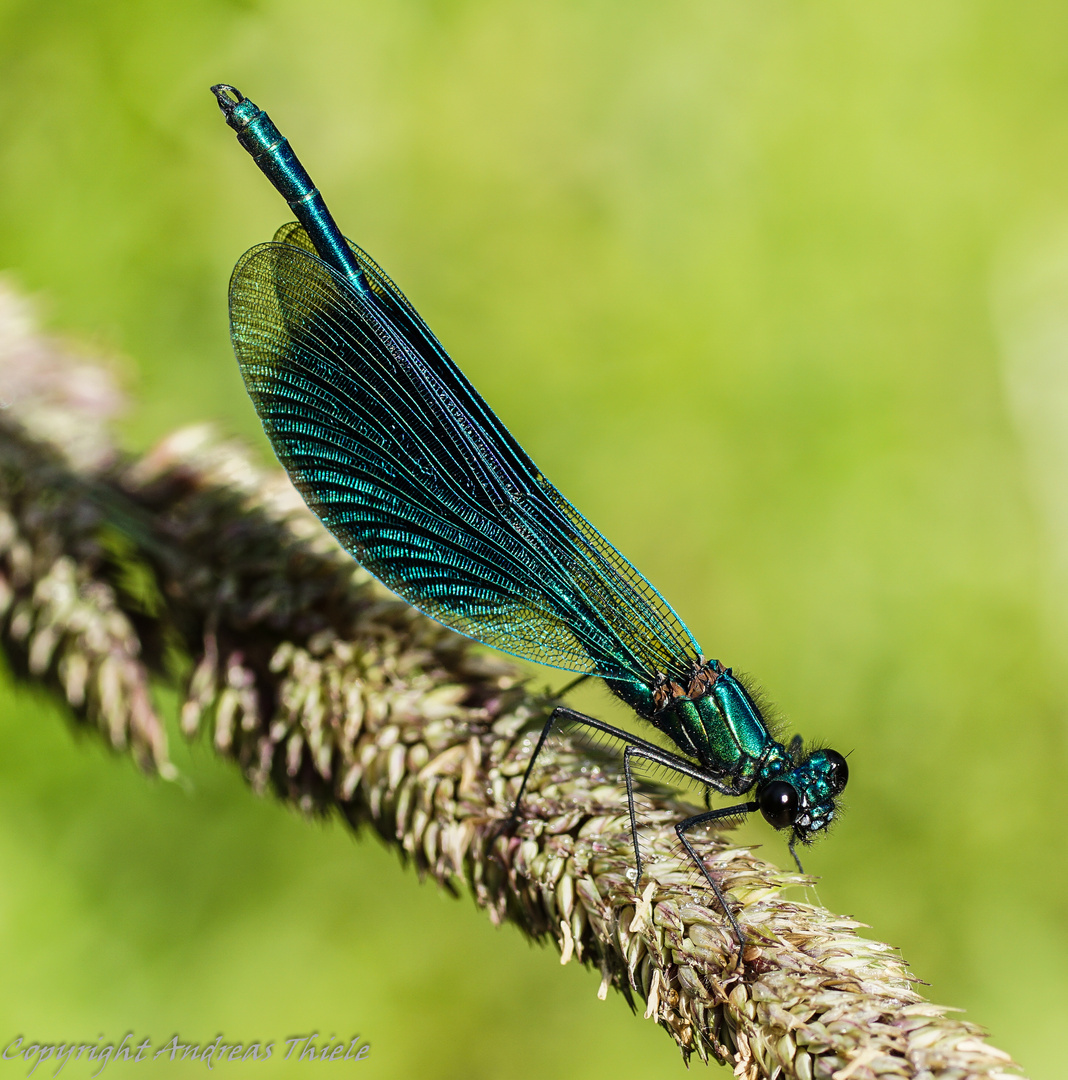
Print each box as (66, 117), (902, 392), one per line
(228, 223), (701, 684)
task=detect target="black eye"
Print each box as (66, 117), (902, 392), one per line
(759, 781), (799, 830)
(825, 750), (848, 795)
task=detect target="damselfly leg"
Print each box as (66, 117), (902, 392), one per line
(511, 705), (755, 950)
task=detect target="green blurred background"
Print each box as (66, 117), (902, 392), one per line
(1, 1), (1066, 1076)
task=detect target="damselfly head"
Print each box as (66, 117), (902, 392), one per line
(759, 748), (848, 842)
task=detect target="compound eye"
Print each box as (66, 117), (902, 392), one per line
(759, 781), (799, 830)
(825, 750), (849, 795)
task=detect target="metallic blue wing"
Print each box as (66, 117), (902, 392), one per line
(228, 223), (701, 684)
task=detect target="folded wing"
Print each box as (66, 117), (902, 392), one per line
(228, 223), (701, 684)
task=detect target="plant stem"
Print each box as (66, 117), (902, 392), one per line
(0, 283), (1021, 1079)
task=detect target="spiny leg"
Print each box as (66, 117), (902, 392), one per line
(676, 803), (759, 950)
(509, 706), (730, 828)
(509, 706), (757, 945)
(621, 744), (761, 949)
(787, 834), (805, 874)
(508, 708), (563, 830)
(619, 742), (734, 883)
(623, 744), (644, 881)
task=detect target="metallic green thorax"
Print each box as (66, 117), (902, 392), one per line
(607, 659), (843, 838)
(608, 659), (782, 775)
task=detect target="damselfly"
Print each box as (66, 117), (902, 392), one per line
(211, 84), (848, 950)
